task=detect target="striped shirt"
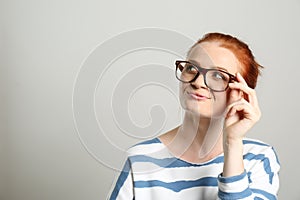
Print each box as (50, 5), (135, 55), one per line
(109, 137), (280, 200)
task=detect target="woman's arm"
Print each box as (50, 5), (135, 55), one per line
(219, 73), (280, 199)
(108, 159), (134, 200)
(223, 72), (261, 177)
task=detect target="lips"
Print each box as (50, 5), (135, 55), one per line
(187, 91), (211, 100)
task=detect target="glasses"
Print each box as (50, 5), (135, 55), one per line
(175, 60), (237, 92)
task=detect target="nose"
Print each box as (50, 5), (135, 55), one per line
(191, 73), (207, 89)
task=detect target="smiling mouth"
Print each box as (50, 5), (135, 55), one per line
(187, 92), (211, 100)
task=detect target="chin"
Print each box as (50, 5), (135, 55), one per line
(182, 103), (226, 119)
(182, 105), (212, 118)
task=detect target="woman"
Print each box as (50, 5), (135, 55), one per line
(109, 32), (280, 200)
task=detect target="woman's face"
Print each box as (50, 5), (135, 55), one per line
(179, 41), (240, 118)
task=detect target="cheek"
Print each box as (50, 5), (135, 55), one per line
(179, 83), (187, 106)
(211, 91), (229, 116)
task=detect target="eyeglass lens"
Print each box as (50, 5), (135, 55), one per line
(176, 62), (231, 91)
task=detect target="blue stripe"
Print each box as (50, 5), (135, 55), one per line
(218, 170), (246, 183)
(137, 138), (268, 147)
(129, 154), (224, 168)
(243, 140), (280, 167)
(135, 177), (217, 192)
(218, 188), (252, 199)
(243, 139), (269, 147)
(244, 153), (275, 184)
(252, 188), (277, 200)
(254, 197), (264, 200)
(109, 159), (131, 200)
(247, 171), (253, 184)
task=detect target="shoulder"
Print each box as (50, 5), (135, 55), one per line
(126, 137), (165, 156)
(243, 137), (280, 165)
(243, 137), (271, 149)
(243, 137), (274, 151)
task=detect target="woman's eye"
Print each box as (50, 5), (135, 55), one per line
(185, 65), (197, 73)
(212, 71), (226, 80)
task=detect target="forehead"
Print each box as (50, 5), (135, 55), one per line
(187, 42), (240, 74)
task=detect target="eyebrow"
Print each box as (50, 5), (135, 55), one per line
(188, 59), (229, 72)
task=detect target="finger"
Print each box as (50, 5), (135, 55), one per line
(226, 98), (251, 117)
(226, 98), (260, 121)
(226, 106), (237, 118)
(226, 103), (252, 122)
(232, 73), (252, 95)
(236, 72), (248, 85)
(228, 88), (240, 105)
(235, 72), (258, 106)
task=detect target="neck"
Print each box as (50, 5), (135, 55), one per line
(173, 111), (224, 161)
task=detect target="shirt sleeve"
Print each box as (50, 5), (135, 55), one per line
(217, 146), (280, 200)
(108, 159), (134, 200)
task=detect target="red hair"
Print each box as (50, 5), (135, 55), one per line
(188, 32), (263, 89)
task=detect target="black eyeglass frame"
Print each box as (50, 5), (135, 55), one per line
(175, 60), (238, 92)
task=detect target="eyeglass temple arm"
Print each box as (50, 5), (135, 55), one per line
(230, 74), (238, 82)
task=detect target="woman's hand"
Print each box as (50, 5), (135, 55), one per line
(224, 72), (261, 142)
(222, 73), (261, 177)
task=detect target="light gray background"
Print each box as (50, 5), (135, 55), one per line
(1, 0), (300, 199)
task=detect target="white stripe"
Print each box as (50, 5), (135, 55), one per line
(135, 186), (218, 200)
(218, 174), (249, 193)
(128, 143), (173, 159)
(133, 163), (223, 182)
